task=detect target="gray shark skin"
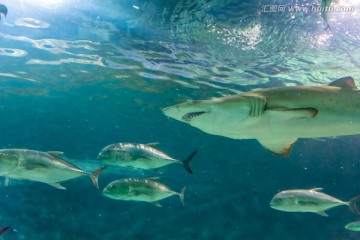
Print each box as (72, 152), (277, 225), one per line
(0, 149), (104, 190)
(162, 77), (360, 156)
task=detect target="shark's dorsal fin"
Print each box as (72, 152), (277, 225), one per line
(310, 188), (323, 192)
(328, 77), (357, 89)
(257, 138), (297, 156)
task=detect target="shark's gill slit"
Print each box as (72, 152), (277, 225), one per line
(182, 111), (206, 122)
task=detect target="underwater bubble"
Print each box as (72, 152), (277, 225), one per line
(0, 48), (27, 57)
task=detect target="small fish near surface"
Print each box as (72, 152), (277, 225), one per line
(163, 77), (360, 156)
(0, 4), (7, 20)
(321, 0), (333, 30)
(345, 221), (360, 232)
(102, 177), (186, 207)
(97, 142), (197, 174)
(270, 188), (360, 217)
(0, 149), (104, 190)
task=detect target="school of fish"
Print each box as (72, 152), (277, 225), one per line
(0, 1), (357, 237)
(1, 77), (360, 234)
(0, 143), (197, 208)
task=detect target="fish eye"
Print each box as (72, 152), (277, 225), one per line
(103, 149), (112, 154)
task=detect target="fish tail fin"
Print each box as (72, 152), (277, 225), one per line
(179, 186), (186, 206)
(324, 23), (331, 31)
(90, 166), (106, 191)
(182, 151), (198, 174)
(348, 195), (360, 215)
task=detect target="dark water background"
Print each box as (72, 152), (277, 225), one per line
(0, 0), (360, 239)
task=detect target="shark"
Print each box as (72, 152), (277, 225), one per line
(162, 77), (360, 156)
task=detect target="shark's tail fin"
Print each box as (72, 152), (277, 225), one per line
(348, 195), (360, 215)
(182, 151), (198, 174)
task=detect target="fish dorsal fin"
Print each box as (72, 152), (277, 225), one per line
(47, 151), (64, 157)
(147, 176), (160, 181)
(146, 142), (160, 147)
(310, 188), (323, 192)
(328, 77), (357, 89)
(316, 211), (329, 217)
(257, 138), (297, 156)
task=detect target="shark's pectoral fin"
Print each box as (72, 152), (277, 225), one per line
(257, 138), (297, 156)
(266, 108), (318, 120)
(328, 76), (357, 90)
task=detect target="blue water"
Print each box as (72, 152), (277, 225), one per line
(1, 0), (360, 239)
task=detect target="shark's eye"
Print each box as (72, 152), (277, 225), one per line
(182, 111), (206, 122)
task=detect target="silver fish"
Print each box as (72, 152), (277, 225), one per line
(0, 149), (104, 190)
(270, 188), (360, 216)
(345, 221), (360, 231)
(97, 142), (197, 174)
(102, 177), (185, 207)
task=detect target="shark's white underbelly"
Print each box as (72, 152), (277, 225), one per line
(209, 110), (360, 140)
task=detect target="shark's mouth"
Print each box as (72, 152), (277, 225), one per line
(182, 111), (206, 122)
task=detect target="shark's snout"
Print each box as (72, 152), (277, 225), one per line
(162, 99), (213, 123)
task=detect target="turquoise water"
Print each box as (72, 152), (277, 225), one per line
(1, 0), (360, 239)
